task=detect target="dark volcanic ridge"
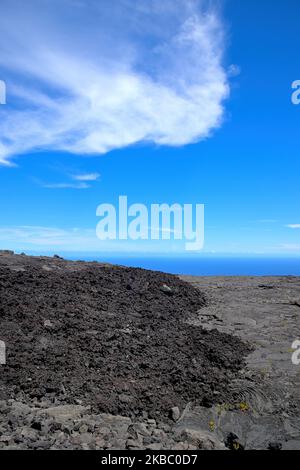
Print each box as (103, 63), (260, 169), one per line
(0, 253), (252, 419)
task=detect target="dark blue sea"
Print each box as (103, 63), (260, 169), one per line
(56, 254), (300, 276)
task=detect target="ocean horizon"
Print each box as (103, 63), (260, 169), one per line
(24, 253), (300, 277)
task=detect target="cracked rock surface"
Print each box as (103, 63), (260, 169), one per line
(1, 253), (298, 449)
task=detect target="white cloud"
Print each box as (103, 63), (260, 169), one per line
(280, 244), (300, 251)
(285, 224), (300, 229)
(42, 182), (90, 189)
(2, 224), (300, 255)
(0, 226), (96, 248)
(72, 173), (100, 181)
(37, 172), (101, 189)
(0, 0), (229, 164)
(228, 64), (241, 77)
(0, 225), (189, 253)
(257, 219), (278, 224)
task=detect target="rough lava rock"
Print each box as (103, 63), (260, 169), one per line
(0, 253), (253, 449)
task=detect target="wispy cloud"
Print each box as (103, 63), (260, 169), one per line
(0, 226), (96, 248)
(257, 219), (278, 224)
(285, 224), (300, 229)
(0, 0), (229, 164)
(37, 172), (100, 189)
(280, 244), (300, 251)
(42, 182), (90, 189)
(0, 225), (189, 253)
(1, 224), (300, 255)
(227, 64), (241, 77)
(72, 173), (100, 182)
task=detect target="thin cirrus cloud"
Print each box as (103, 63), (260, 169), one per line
(72, 173), (100, 182)
(0, 225), (192, 253)
(281, 244), (300, 252)
(39, 172), (100, 189)
(285, 224), (300, 229)
(0, 0), (230, 165)
(0, 226), (97, 248)
(42, 182), (90, 190)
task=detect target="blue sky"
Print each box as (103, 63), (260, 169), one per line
(0, 0), (299, 256)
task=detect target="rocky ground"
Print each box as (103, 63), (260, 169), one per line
(179, 275), (300, 450)
(0, 251), (299, 450)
